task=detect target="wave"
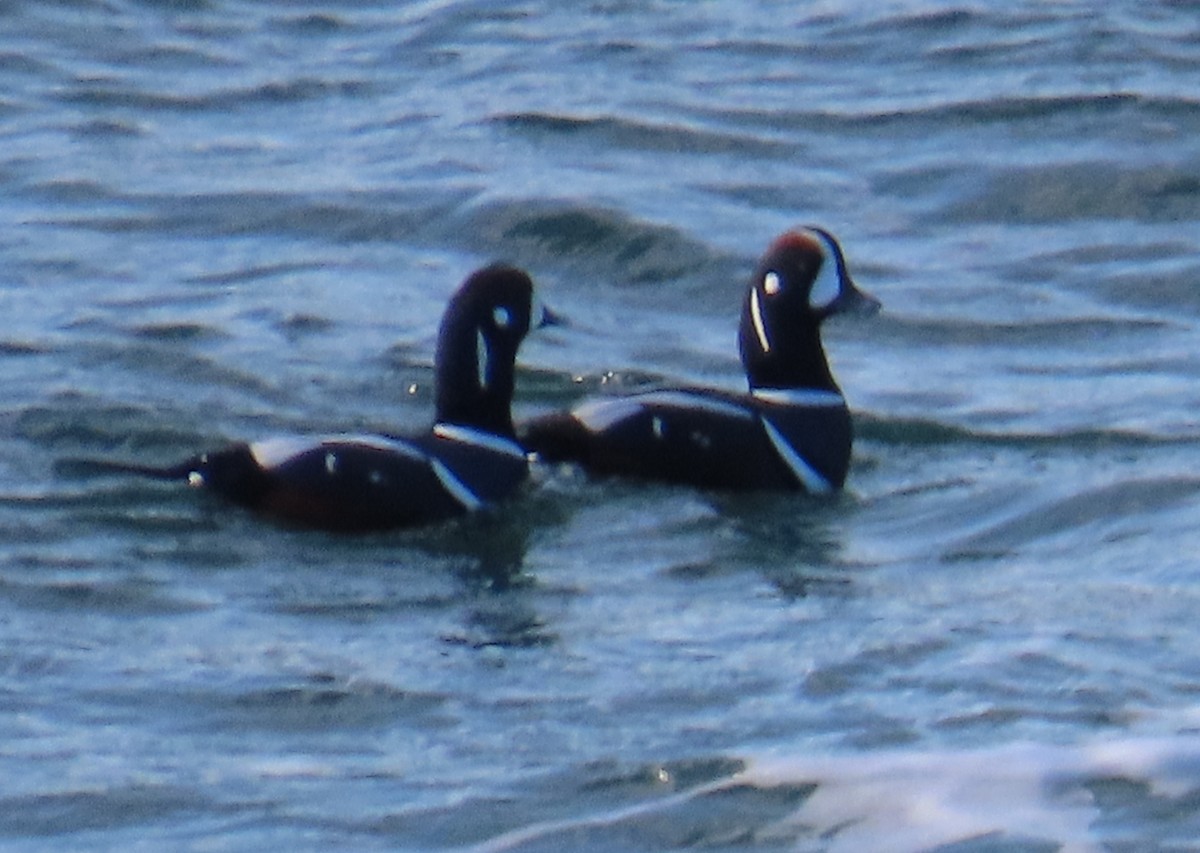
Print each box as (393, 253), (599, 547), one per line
(687, 91), (1194, 138)
(493, 111), (793, 159)
(226, 675), (451, 732)
(465, 733), (1200, 852)
(58, 76), (374, 113)
(31, 183), (477, 246)
(451, 197), (732, 287)
(945, 475), (1200, 560)
(855, 412), (1189, 451)
(0, 783), (202, 839)
(933, 161), (1200, 225)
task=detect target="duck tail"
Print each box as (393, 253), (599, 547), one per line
(518, 412), (591, 463)
(55, 455), (201, 482)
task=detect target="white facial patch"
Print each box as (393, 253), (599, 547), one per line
(805, 230), (844, 311)
(749, 287), (771, 353)
(493, 305), (512, 329)
(763, 271), (782, 295)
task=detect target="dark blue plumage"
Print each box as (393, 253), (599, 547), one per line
(87, 264), (551, 531)
(520, 228), (879, 492)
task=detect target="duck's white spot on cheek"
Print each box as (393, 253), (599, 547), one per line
(750, 287), (771, 353)
(651, 416), (665, 439)
(764, 271), (781, 295)
(325, 452), (338, 475)
(493, 306), (511, 329)
(188, 471), (204, 487)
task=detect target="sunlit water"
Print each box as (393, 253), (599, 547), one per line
(2, 1), (1200, 850)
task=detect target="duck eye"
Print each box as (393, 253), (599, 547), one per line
(492, 306), (512, 329)
(763, 271), (782, 296)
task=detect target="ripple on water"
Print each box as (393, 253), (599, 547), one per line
(937, 161), (1200, 225)
(453, 197), (734, 290)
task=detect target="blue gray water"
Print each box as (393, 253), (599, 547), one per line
(3, 1), (1200, 849)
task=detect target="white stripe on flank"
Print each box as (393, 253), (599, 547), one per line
(749, 286), (771, 353)
(573, 391), (755, 433)
(249, 435), (427, 471)
(249, 436), (320, 469)
(433, 423), (526, 458)
(752, 388), (845, 407)
(572, 397), (646, 432)
(638, 391), (754, 420)
(760, 417), (833, 494)
(429, 458), (483, 511)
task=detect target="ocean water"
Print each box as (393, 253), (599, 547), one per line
(2, 0), (1200, 849)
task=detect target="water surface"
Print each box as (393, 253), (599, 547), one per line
(3, 1), (1200, 850)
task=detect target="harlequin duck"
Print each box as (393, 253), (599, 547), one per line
(520, 228), (879, 493)
(88, 264), (555, 531)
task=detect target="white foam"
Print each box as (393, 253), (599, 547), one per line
(467, 732), (1200, 853)
(745, 742), (1103, 853)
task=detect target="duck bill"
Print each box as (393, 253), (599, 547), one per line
(532, 295), (567, 329)
(830, 279), (881, 317)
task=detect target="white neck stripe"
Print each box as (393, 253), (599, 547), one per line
(752, 388), (845, 407)
(433, 423), (525, 459)
(749, 287), (771, 353)
(760, 417), (833, 494)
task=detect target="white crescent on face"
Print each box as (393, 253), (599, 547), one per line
(750, 285), (771, 353)
(476, 328), (490, 390)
